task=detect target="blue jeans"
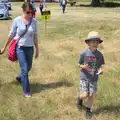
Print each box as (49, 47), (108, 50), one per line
(16, 46), (34, 94)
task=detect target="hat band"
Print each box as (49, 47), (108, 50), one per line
(87, 37), (100, 41)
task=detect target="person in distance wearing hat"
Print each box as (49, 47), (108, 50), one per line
(77, 31), (105, 119)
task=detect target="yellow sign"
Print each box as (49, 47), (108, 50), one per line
(41, 10), (51, 20)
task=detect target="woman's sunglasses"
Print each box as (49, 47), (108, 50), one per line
(26, 11), (33, 14)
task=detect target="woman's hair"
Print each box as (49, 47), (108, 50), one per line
(22, 2), (33, 11)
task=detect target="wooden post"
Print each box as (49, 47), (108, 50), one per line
(45, 16), (47, 34)
(24, 0), (29, 2)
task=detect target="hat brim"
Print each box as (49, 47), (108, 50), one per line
(85, 38), (103, 44)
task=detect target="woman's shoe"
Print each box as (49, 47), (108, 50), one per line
(23, 93), (32, 98)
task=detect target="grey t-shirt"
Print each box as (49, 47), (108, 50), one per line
(8, 16), (38, 47)
(78, 49), (105, 82)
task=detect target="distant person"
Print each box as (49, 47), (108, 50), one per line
(39, 2), (44, 15)
(60, 0), (67, 14)
(33, 7), (37, 18)
(77, 31), (105, 119)
(31, 1), (37, 18)
(0, 2), (39, 98)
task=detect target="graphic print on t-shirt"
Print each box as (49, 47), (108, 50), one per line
(85, 56), (98, 72)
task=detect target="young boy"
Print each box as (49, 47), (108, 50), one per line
(77, 31), (105, 119)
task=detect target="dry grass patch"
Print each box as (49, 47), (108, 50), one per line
(0, 2), (120, 120)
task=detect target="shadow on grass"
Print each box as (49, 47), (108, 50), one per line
(0, 17), (12, 21)
(104, 2), (120, 7)
(94, 104), (120, 115)
(7, 17), (12, 20)
(9, 14), (12, 16)
(30, 81), (73, 94)
(76, 4), (90, 7)
(76, 2), (120, 8)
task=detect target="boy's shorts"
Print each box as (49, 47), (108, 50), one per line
(80, 80), (97, 94)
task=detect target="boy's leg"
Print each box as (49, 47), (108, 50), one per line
(86, 82), (97, 119)
(87, 81), (97, 108)
(77, 80), (89, 109)
(86, 94), (94, 119)
(77, 91), (88, 109)
(80, 91), (88, 99)
(80, 80), (89, 99)
(87, 94), (95, 109)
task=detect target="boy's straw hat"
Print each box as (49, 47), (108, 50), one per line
(85, 31), (103, 43)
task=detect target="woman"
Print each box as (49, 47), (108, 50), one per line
(0, 2), (39, 97)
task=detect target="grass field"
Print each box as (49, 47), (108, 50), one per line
(0, 2), (120, 120)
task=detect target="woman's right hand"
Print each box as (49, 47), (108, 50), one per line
(0, 48), (5, 55)
(0, 36), (13, 55)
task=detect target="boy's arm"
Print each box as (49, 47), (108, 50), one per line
(97, 53), (105, 75)
(78, 53), (89, 69)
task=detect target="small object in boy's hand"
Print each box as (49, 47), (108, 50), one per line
(96, 72), (101, 75)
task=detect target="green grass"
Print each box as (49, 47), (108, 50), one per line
(0, 2), (120, 120)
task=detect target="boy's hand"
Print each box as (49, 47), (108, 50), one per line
(96, 67), (103, 75)
(78, 64), (89, 70)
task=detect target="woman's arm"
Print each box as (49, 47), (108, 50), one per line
(33, 20), (39, 58)
(0, 36), (13, 54)
(34, 40), (39, 58)
(0, 19), (17, 54)
(3, 36), (13, 49)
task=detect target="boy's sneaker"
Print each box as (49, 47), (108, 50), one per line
(76, 97), (83, 110)
(24, 93), (32, 98)
(86, 109), (93, 119)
